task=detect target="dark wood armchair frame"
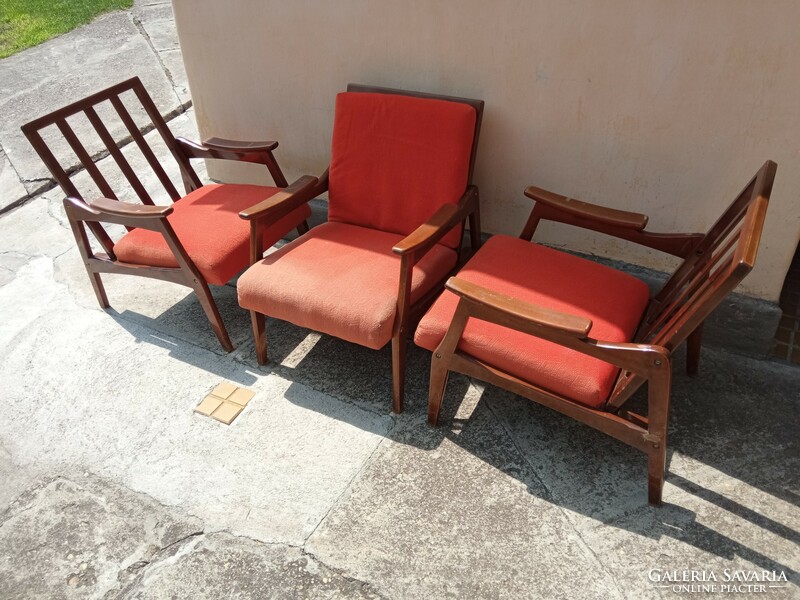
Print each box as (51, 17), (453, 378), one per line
(21, 77), (309, 351)
(240, 83), (485, 413)
(428, 160), (777, 504)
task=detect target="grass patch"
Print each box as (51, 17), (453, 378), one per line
(0, 0), (133, 59)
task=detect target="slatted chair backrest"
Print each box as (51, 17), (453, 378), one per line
(605, 161), (776, 410)
(21, 76), (201, 208)
(635, 160), (776, 351)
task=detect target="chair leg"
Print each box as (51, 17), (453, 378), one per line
(686, 323), (703, 376)
(297, 220), (310, 235)
(647, 446), (667, 505)
(427, 354), (450, 426)
(468, 205), (482, 252)
(391, 333), (406, 414)
(250, 310), (268, 365)
(646, 360), (671, 505)
(192, 280), (234, 352)
(87, 270), (110, 308)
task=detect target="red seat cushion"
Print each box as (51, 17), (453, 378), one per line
(237, 222), (458, 349)
(328, 92), (476, 250)
(114, 183), (311, 286)
(414, 236), (651, 408)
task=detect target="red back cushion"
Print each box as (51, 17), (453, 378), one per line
(328, 92), (476, 249)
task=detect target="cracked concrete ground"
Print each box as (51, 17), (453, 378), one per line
(1, 2), (799, 599)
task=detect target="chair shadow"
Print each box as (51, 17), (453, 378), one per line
(105, 281), (260, 385)
(265, 323), (799, 580)
(430, 361), (799, 580)
(103, 286), (798, 580)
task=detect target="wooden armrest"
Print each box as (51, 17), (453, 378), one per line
(392, 204), (460, 256)
(524, 186), (648, 231)
(202, 137), (279, 153)
(89, 197), (173, 219)
(239, 175), (321, 221)
(176, 137), (278, 159)
(392, 186), (479, 256)
(446, 277), (592, 338)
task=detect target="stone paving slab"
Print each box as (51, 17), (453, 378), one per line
(0, 147), (28, 211)
(0, 473), (203, 600)
(0, 258), (391, 548)
(114, 532), (383, 600)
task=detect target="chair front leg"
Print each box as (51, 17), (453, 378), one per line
(427, 301), (471, 425)
(391, 333), (407, 414)
(391, 255), (415, 414)
(250, 310), (268, 365)
(645, 358), (672, 505)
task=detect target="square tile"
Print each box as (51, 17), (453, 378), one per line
(210, 402), (243, 425)
(211, 382), (237, 400)
(194, 395), (223, 417)
(227, 388), (255, 407)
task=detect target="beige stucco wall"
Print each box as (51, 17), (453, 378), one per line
(172, 0), (799, 302)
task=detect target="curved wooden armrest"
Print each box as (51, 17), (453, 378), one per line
(202, 137), (279, 153)
(393, 203), (460, 256)
(239, 175), (321, 221)
(446, 277), (592, 338)
(524, 186), (648, 231)
(89, 197), (173, 219)
(392, 186), (479, 257)
(176, 137), (278, 159)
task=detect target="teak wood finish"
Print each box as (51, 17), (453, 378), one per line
(241, 83), (485, 413)
(21, 77), (307, 351)
(428, 161), (777, 504)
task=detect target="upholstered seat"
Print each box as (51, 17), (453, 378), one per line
(415, 235), (651, 407)
(115, 183), (311, 285)
(238, 221), (458, 349)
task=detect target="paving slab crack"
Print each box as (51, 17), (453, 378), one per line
(130, 13), (185, 108)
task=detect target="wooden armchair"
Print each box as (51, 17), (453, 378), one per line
(237, 84), (484, 412)
(21, 77), (312, 351)
(415, 161), (777, 504)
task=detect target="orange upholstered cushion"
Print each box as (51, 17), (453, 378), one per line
(237, 222), (458, 349)
(414, 236), (651, 408)
(114, 184), (311, 286)
(327, 92), (476, 250)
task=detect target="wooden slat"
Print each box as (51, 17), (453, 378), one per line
(21, 128), (80, 199)
(640, 228), (741, 341)
(132, 82), (202, 192)
(22, 77), (139, 131)
(56, 118), (117, 200)
(110, 95), (180, 201)
(84, 105), (154, 205)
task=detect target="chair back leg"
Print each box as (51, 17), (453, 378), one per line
(686, 323), (704, 376)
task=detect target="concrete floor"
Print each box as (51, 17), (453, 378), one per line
(1, 3), (799, 599)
